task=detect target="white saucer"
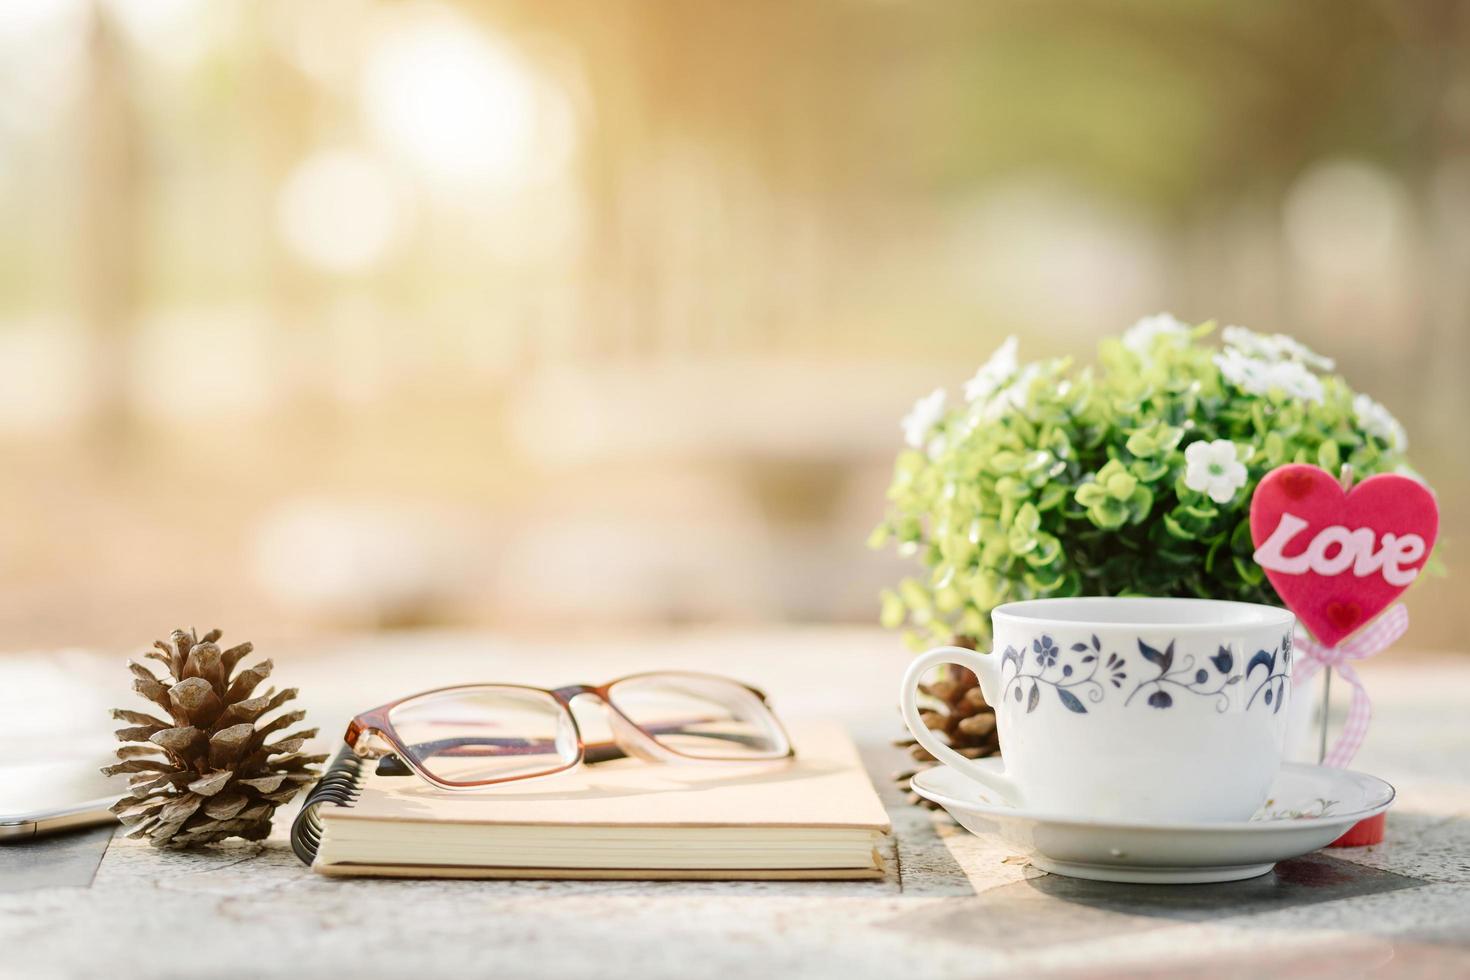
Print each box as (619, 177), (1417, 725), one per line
(911, 760), (1394, 884)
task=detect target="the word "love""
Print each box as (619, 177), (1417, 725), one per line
(1253, 512), (1426, 586)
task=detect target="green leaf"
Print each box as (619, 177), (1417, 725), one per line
(1130, 459), (1170, 482)
(1204, 534), (1227, 574)
(1162, 512), (1194, 540)
(1089, 497), (1129, 530)
(990, 451), (1023, 473)
(1155, 425), (1185, 453)
(1251, 400), (1269, 435)
(866, 524), (890, 550)
(1232, 555), (1265, 586)
(1317, 439), (1341, 473)
(1105, 470), (1138, 501)
(1037, 483), (1069, 511)
(1125, 431), (1157, 457)
(934, 585), (964, 612)
(1126, 486), (1154, 524)
(1074, 482), (1107, 507)
(1024, 533), (1061, 568)
(1263, 431), (1286, 465)
(898, 577), (931, 612)
(1024, 566), (1068, 592)
(1230, 519), (1255, 554)
(995, 477), (1030, 500)
(879, 590), (905, 629)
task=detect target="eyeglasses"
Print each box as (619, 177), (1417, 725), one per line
(342, 671), (794, 791)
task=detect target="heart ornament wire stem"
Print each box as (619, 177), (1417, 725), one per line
(1317, 463), (1354, 765)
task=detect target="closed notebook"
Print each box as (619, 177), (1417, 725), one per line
(291, 720), (892, 879)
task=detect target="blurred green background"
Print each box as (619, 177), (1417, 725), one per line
(0, 0), (1465, 651)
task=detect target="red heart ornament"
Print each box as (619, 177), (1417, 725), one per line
(1250, 464), (1438, 647)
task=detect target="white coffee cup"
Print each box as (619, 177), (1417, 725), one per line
(900, 597), (1296, 823)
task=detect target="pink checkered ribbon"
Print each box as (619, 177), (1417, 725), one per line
(1292, 604), (1408, 768)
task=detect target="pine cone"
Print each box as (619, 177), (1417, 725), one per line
(103, 628), (325, 848)
(895, 637), (1000, 809)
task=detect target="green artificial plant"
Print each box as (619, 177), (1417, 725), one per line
(872, 315), (1418, 650)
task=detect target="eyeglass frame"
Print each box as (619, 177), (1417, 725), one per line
(343, 670), (796, 792)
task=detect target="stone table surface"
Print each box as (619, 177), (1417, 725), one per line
(2, 628), (1469, 980)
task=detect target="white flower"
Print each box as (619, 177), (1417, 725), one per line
(1353, 393), (1407, 451)
(980, 362), (1041, 421)
(1214, 348), (1272, 393)
(1266, 359), (1325, 403)
(1220, 325), (1274, 360)
(1217, 325), (1329, 403)
(1123, 313), (1190, 356)
(901, 387), (947, 450)
(1221, 325), (1334, 371)
(1214, 349), (1324, 404)
(1184, 439), (1249, 504)
(963, 336), (1019, 403)
(1279, 336), (1334, 371)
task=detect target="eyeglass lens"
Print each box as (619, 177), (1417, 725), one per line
(387, 686), (579, 784)
(606, 674), (788, 760)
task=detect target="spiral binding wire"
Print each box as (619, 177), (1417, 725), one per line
(291, 746), (368, 865)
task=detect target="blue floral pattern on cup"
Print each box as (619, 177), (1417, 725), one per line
(1124, 640), (1242, 712)
(1245, 636), (1292, 713)
(999, 632), (1292, 715)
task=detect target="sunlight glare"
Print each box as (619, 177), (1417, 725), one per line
(360, 5), (569, 188)
(104, 0), (219, 69)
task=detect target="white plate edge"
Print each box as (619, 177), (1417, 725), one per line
(911, 763), (1396, 835)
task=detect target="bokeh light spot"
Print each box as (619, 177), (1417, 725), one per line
(276, 148), (400, 274)
(360, 4), (571, 188)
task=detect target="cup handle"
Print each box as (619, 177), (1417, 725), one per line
(901, 646), (1022, 805)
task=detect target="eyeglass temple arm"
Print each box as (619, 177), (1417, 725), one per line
(374, 738), (629, 776)
(375, 723), (770, 776)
